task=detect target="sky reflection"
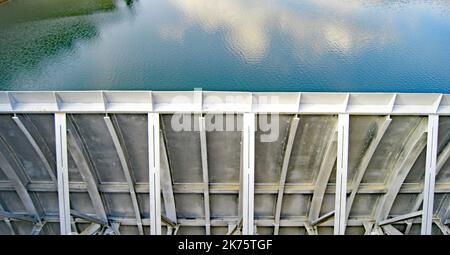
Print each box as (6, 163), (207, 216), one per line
(162, 0), (401, 63)
(1, 0), (450, 92)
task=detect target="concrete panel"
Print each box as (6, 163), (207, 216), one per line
(287, 115), (336, 183)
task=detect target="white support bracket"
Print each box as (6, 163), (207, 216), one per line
(335, 114), (349, 235)
(148, 113), (162, 235)
(421, 115), (439, 235)
(55, 113), (71, 235)
(242, 113), (255, 235)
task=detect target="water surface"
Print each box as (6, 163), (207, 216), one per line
(1, 0), (450, 92)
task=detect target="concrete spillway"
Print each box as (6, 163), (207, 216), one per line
(0, 91), (449, 235)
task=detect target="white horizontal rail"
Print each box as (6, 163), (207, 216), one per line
(0, 91), (448, 115)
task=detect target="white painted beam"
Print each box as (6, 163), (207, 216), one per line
(0, 210), (34, 222)
(308, 124), (338, 223)
(148, 113), (161, 235)
(2, 179), (450, 195)
(390, 138), (450, 234)
(242, 113), (255, 235)
(199, 116), (211, 235)
(12, 115), (57, 183)
(311, 210), (334, 226)
(4, 213), (432, 227)
(422, 115), (439, 235)
(104, 116), (144, 235)
(0, 91), (449, 115)
(379, 210), (422, 226)
(274, 116), (299, 235)
(66, 116), (108, 225)
(0, 145), (42, 225)
(71, 209), (104, 225)
(159, 119), (177, 226)
(374, 118), (428, 223)
(55, 113), (71, 235)
(335, 114), (349, 235)
(238, 132), (244, 228)
(346, 116), (391, 221)
(161, 214), (176, 229)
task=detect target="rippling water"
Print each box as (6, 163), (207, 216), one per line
(1, 0), (450, 92)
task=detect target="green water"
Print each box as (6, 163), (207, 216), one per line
(1, 0), (450, 92)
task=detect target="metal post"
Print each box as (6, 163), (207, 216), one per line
(335, 114), (349, 235)
(422, 115), (438, 235)
(148, 113), (162, 235)
(199, 116), (211, 235)
(104, 116), (144, 234)
(242, 113), (255, 235)
(55, 113), (71, 235)
(274, 116), (299, 234)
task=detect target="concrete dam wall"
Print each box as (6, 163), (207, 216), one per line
(0, 91), (449, 235)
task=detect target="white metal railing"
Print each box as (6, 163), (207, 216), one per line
(0, 91), (448, 115)
(1, 90), (447, 235)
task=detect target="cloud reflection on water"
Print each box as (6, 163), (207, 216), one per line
(161, 0), (398, 63)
